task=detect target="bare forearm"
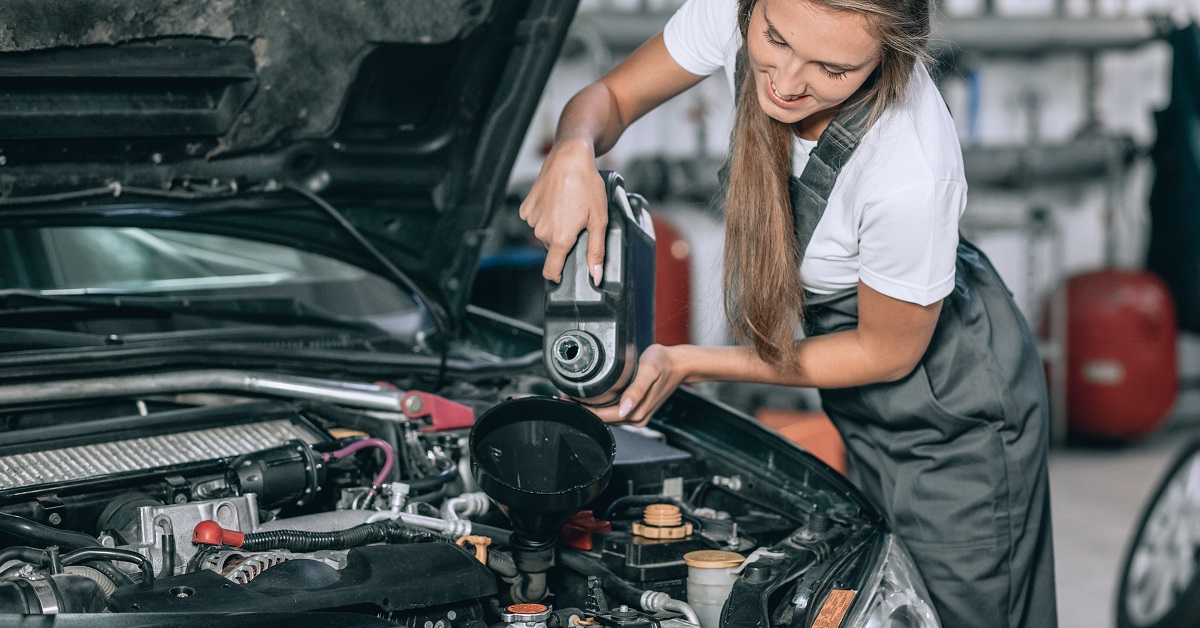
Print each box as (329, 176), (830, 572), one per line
(555, 82), (628, 157)
(675, 330), (917, 390)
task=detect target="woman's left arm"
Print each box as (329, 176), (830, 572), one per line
(593, 281), (941, 425)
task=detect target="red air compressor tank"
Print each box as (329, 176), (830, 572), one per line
(1064, 270), (1178, 439)
(652, 215), (692, 346)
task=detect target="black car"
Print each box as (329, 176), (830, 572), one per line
(0, 2), (938, 627)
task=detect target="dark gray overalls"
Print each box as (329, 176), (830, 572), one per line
(787, 102), (1058, 626)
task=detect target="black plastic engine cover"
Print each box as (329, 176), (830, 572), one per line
(109, 542), (496, 614)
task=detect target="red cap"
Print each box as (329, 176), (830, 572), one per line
(559, 510), (612, 551)
(192, 520), (245, 548)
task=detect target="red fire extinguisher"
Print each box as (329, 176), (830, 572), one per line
(1063, 269), (1178, 439)
(652, 215), (692, 347)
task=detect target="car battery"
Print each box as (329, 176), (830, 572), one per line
(600, 426), (700, 506)
(599, 528), (707, 601)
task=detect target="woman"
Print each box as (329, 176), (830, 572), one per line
(519, 0), (1057, 625)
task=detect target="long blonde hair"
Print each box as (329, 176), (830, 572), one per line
(723, 0), (931, 370)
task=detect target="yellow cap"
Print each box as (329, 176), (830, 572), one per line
(683, 550), (745, 569)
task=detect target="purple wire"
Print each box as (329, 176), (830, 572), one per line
(322, 438), (395, 491)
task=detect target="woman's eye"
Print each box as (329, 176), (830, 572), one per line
(762, 28), (787, 48)
(821, 67), (848, 80)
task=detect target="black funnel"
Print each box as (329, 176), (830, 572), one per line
(470, 397), (616, 554)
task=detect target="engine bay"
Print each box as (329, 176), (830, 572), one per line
(0, 368), (877, 627)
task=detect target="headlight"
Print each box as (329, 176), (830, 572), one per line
(843, 534), (940, 628)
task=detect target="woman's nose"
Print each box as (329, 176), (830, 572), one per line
(772, 59), (808, 98)
(771, 73), (806, 99)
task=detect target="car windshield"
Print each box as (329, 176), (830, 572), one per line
(0, 225), (422, 325)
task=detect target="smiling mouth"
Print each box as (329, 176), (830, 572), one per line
(770, 80), (803, 102)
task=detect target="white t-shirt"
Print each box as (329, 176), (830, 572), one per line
(663, 0), (966, 306)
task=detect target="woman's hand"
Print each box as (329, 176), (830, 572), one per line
(591, 344), (687, 427)
(518, 140), (608, 285)
(517, 34), (705, 285)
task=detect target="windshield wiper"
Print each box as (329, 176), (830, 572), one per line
(0, 290), (381, 332)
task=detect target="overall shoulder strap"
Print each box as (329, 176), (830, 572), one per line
(791, 105), (871, 255)
(730, 46), (873, 253)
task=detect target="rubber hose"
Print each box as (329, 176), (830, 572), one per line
(513, 571), (548, 604)
(468, 523), (514, 545)
(0, 547), (47, 568)
(406, 464), (458, 492)
(408, 487), (446, 504)
(486, 550), (519, 578)
(300, 402), (404, 482)
(240, 520), (440, 553)
(46, 546), (63, 575)
(80, 560), (134, 588)
(64, 565), (118, 598)
(0, 513), (101, 550)
(559, 550), (645, 607)
(61, 548), (153, 586)
(159, 533), (176, 579)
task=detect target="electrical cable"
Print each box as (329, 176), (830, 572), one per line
(238, 519), (441, 553)
(707, 482), (803, 524)
(283, 183), (453, 386)
(0, 181), (242, 206)
(186, 545), (223, 574)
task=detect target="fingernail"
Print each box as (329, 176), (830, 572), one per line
(618, 398), (633, 418)
(591, 265), (603, 287)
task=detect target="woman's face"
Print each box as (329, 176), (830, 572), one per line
(746, 0), (882, 128)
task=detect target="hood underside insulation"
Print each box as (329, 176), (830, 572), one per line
(0, 0), (494, 155)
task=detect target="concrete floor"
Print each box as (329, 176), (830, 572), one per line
(1050, 420), (1200, 628)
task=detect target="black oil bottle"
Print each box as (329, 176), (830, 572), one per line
(544, 171), (656, 406)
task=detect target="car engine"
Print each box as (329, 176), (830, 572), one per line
(0, 368), (873, 627)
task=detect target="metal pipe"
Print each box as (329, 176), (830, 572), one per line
(441, 492), (491, 522)
(568, 12), (1166, 57)
(930, 17), (1168, 57)
(263, 509), (473, 538)
(641, 591), (702, 627)
(0, 370), (405, 411)
(962, 135), (1136, 188)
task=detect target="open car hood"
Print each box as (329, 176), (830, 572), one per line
(0, 0), (576, 332)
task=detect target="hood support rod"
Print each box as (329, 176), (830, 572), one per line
(0, 370), (408, 411)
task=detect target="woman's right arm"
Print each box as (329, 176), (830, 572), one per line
(519, 33), (706, 284)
